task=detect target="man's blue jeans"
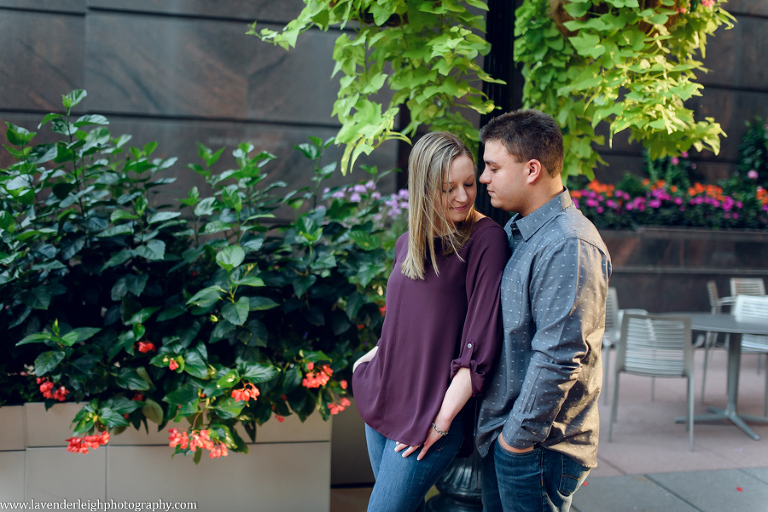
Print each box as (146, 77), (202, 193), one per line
(364, 418), (464, 512)
(482, 439), (590, 512)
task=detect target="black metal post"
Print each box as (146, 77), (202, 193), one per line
(474, 0), (519, 226)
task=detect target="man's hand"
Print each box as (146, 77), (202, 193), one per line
(497, 433), (534, 454)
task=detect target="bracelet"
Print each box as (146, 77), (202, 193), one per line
(431, 423), (449, 437)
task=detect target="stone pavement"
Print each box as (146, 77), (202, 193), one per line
(332, 348), (768, 512)
(572, 347), (768, 512)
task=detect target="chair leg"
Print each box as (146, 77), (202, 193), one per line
(687, 374), (695, 452)
(701, 332), (713, 403)
(608, 372), (621, 442)
(764, 354), (768, 417)
(603, 344), (612, 405)
(651, 377), (655, 401)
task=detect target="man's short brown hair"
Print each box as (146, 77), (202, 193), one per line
(480, 109), (564, 178)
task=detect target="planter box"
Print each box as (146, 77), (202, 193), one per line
(601, 227), (768, 313)
(0, 405), (25, 500)
(331, 397), (374, 486)
(1, 403), (332, 511)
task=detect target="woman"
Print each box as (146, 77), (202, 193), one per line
(352, 132), (509, 512)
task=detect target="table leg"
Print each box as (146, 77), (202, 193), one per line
(676, 335), (768, 440)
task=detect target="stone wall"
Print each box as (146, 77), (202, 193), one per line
(0, 0), (400, 205)
(602, 227), (768, 313)
(593, 0), (768, 184)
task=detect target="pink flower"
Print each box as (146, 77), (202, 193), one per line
(748, 170), (759, 179)
(671, 157), (679, 165)
(168, 359), (179, 371)
(681, 151), (689, 158)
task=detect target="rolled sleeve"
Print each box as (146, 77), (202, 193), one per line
(450, 222), (509, 396)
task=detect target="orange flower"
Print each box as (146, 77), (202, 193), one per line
(209, 442), (229, 458)
(138, 341), (156, 353)
(231, 382), (260, 402)
(168, 428), (189, 449)
(37, 377), (68, 401)
(328, 397), (352, 415)
(168, 359), (179, 371)
(66, 430), (109, 454)
(302, 365), (333, 388)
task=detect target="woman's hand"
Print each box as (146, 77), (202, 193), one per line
(395, 420), (450, 461)
(352, 346), (379, 373)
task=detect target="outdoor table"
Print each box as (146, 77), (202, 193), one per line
(669, 312), (768, 440)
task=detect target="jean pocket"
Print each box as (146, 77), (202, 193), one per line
(495, 439), (539, 458)
(558, 456), (590, 497)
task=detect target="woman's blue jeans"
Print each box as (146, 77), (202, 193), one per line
(481, 439), (590, 512)
(364, 417), (464, 512)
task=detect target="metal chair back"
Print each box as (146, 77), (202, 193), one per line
(617, 314), (694, 378)
(609, 313), (695, 450)
(730, 278), (766, 297)
(732, 295), (768, 416)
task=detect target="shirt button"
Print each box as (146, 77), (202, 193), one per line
(467, 343), (472, 348)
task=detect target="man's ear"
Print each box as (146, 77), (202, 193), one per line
(526, 159), (543, 183)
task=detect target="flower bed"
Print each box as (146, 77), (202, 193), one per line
(572, 176), (768, 231)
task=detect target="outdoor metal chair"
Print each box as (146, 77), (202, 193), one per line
(730, 277), (766, 297)
(730, 277), (768, 376)
(602, 287), (620, 404)
(733, 295), (768, 416)
(608, 313), (695, 451)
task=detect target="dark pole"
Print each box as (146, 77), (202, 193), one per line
(475, 0), (519, 227)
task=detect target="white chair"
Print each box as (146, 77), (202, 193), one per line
(733, 295), (768, 416)
(608, 313), (695, 451)
(601, 288), (620, 404)
(731, 277), (768, 375)
(730, 277), (766, 297)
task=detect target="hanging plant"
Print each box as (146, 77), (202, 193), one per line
(248, 0), (504, 174)
(515, 0), (735, 180)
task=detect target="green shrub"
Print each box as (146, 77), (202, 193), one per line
(1, 90), (405, 461)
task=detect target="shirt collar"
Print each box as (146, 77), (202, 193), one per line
(504, 188), (572, 243)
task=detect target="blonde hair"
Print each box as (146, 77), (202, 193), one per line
(401, 132), (477, 280)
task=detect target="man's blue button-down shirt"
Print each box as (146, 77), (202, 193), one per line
(476, 189), (612, 468)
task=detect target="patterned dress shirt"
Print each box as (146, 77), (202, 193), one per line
(476, 189), (612, 468)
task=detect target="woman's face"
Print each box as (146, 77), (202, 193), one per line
(439, 154), (477, 227)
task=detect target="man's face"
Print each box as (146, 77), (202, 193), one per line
(479, 140), (529, 215)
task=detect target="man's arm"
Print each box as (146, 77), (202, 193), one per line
(501, 238), (609, 449)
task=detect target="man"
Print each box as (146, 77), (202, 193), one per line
(476, 109), (612, 512)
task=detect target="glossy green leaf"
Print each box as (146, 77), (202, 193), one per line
(34, 350), (65, 375)
(216, 246), (245, 271)
(221, 297), (250, 326)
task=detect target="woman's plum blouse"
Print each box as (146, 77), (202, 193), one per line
(352, 217), (509, 446)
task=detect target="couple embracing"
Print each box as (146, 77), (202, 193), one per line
(352, 109), (612, 512)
